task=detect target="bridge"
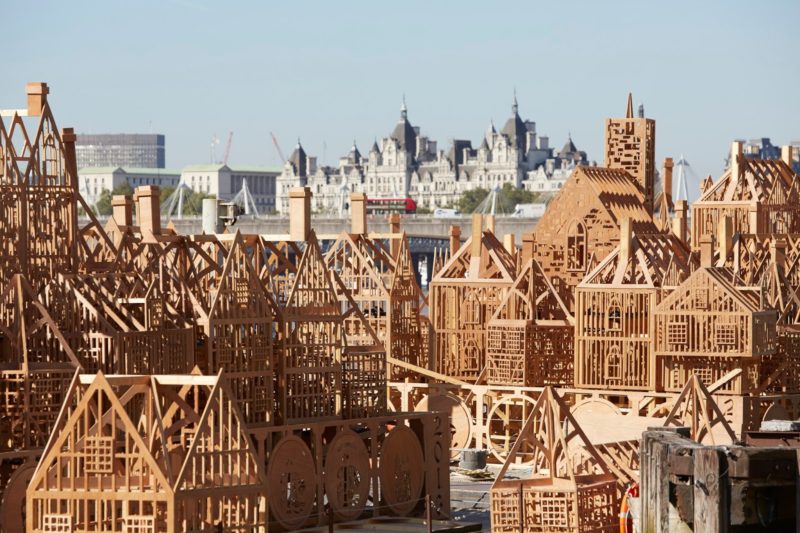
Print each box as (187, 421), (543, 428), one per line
(166, 215), (540, 242)
(171, 215), (540, 285)
(94, 215), (541, 286)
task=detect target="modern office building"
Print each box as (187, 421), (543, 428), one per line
(76, 134), (166, 169)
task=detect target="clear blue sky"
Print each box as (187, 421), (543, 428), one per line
(4, 0), (799, 188)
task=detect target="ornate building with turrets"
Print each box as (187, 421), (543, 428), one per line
(276, 96), (589, 214)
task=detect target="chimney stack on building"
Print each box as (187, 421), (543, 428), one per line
(503, 234), (516, 256)
(388, 213), (401, 258)
(718, 215), (733, 264)
(449, 225), (461, 256)
(289, 187), (312, 241)
(700, 234), (715, 268)
(26, 82), (48, 116)
(731, 141), (743, 179)
(134, 186), (161, 241)
(350, 192), (367, 235)
(112, 195), (133, 227)
(470, 214), (483, 258)
(619, 217), (633, 267)
(521, 234), (535, 265)
(771, 238), (787, 276)
(663, 157), (674, 204)
(485, 214), (496, 234)
(782, 145), (794, 168)
(672, 200), (688, 244)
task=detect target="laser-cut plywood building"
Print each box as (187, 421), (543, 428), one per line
(325, 205), (428, 379)
(430, 215), (517, 382)
(490, 387), (618, 533)
(485, 250), (574, 387)
(27, 372), (267, 533)
(691, 142), (799, 249)
(532, 94), (659, 311)
(574, 221), (696, 391)
(653, 238), (778, 397)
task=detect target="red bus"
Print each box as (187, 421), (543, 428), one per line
(365, 197), (417, 214)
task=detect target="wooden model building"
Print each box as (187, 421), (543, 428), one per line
(691, 142), (799, 249)
(27, 372), (267, 532)
(490, 387), (618, 533)
(531, 95), (660, 310)
(653, 235), (778, 397)
(0, 84), (455, 531)
(325, 199), (429, 379)
(574, 219), (696, 392)
(485, 238), (574, 387)
(430, 214), (517, 381)
(4, 79), (800, 532)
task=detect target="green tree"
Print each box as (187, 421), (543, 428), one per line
(94, 181), (135, 215)
(160, 186), (176, 205)
(456, 183), (539, 215)
(182, 191), (215, 215)
(458, 187), (489, 213)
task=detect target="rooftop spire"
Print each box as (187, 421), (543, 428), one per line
(512, 88), (518, 114)
(626, 92), (634, 119)
(400, 93), (407, 119)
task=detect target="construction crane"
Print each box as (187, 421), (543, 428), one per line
(270, 132), (286, 164)
(222, 131), (233, 165)
(209, 134), (220, 164)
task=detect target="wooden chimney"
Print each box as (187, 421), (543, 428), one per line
(289, 187), (311, 241)
(350, 192), (367, 235)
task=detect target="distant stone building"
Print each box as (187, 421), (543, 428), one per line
(78, 167), (180, 204)
(76, 133), (165, 169)
(276, 96), (588, 214)
(181, 164), (280, 213)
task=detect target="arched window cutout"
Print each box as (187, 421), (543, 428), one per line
(607, 299), (622, 332)
(567, 220), (586, 271)
(605, 346), (621, 381)
(461, 292), (482, 326)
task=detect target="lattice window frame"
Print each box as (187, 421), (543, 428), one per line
(234, 277), (249, 307)
(85, 435), (114, 474)
(667, 321), (688, 346)
(124, 515), (155, 533)
(715, 323), (737, 346)
(42, 513), (72, 532)
(694, 288), (708, 310)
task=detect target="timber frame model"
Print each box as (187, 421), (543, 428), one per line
(0, 84), (452, 532)
(27, 372), (268, 533)
(490, 387), (619, 533)
(388, 96), (800, 475)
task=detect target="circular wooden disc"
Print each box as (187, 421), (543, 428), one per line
(324, 430), (371, 521)
(0, 461), (36, 533)
(267, 436), (317, 530)
(487, 393), (537, 465)
(379, 425), (424, 516)
(415, 393), (473, 458)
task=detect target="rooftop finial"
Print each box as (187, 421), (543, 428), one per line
(626, 92), (634, 119)
(400, 93), (407, 119)
(512, 88), (518, 114)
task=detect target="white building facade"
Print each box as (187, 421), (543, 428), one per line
(181, 164), (280, 213)
(78, 167), (180, 204)
(276, 96), (589, 214)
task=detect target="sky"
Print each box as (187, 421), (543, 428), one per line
(4, 0), (799, 191)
